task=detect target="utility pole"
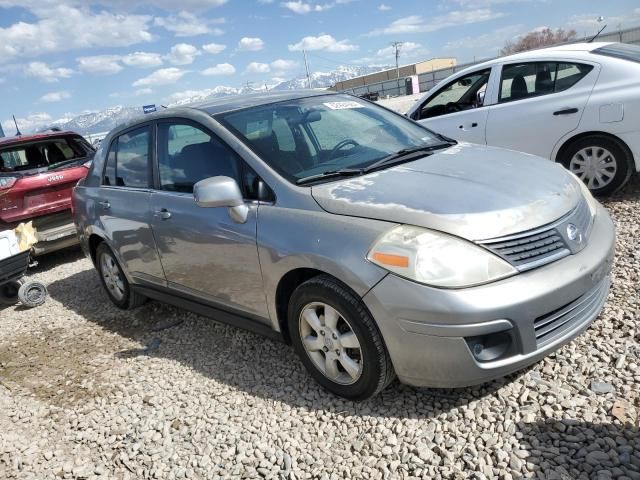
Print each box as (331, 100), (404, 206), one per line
(391, 41), (403, 94)
(303, 49), (312, 89)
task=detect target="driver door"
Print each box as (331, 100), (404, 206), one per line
(412, 67), (495, 144)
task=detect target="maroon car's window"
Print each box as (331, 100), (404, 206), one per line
(0, 136), (86, 172)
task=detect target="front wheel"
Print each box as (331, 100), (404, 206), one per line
(560, 135), (633, 196)
(288, 275), (395, 400)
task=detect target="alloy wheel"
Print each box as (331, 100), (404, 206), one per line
(100, 253), (125, 301)
(298, 302), (363, 385)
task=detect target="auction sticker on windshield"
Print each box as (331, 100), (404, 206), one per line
(324, 101), (363, 110)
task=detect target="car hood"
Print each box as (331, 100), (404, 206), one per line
(310, 142), (582, 241)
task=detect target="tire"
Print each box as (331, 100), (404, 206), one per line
(560, 135), (633, 197)
(18, 281), (48, 308)
(288, 275), (395, 400)
(96, 243), (146, 310)
(0, 278), (25, 306)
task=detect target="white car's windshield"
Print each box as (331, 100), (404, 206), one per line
(218, 94), (450, 184)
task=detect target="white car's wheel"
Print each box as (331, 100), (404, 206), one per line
(561, 135), (632, 196)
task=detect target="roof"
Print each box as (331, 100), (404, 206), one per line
(191, 89), (335, 115)
(0, 130), (80, 148)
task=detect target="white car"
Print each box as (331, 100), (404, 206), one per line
(406, 42), (640, 196)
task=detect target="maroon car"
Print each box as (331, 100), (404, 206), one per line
(0, 131), (94, 255)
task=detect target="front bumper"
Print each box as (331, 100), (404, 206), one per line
(363, 204), (615, 388)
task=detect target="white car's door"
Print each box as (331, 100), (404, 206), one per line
(485, 59), (600, 158)
(411, 66), (498, 144)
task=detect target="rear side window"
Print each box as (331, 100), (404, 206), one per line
(593, 43), (640, 63)
(102, 126), (150, 188)
(499, 62), (593, 103)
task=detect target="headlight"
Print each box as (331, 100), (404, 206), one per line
(569, 173), (598, 218)
(367, 225), (517, 288)
(0, 176), (17, 191)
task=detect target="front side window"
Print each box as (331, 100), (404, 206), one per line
(102, 126), (150, 188)
(417, 69), (491, 120)
(157, 122), (239, 193)
(499, 62), (593, 103)
(219, 94), (448, 184)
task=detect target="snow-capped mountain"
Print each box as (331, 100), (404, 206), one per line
(35, 65), (392, 135)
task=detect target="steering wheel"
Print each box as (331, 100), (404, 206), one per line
(329, 139), (359, 159)
(445, 102), (462, 114)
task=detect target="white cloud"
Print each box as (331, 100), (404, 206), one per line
(0, 5), (153, 63)
(367, 10), (504, 36)
(202, 43), (227, 54)
(24, 61), (74, 82)
(288, 34), (358, 52)
(282, 1), (332, 14)
(167, 43), (201, 65)
(443, 24), (523, 60)
(40, 90), (71, 102)
(133, 67), (186, 87)
(378, 3), (391, 10)
(237, 37), (265, 51)
(2, 112), (53, 134)
(568, 10), (640, 32)
(246, 62), (271, 73)
(77, 55), (123, 75)
(270, 59), (298, 71)
(202, 63), (236, 75)
(134, 88), (153, 96)
(375, 41), (423, 58)
(122, 52), (163, 68)
(154, 11), (224, 37)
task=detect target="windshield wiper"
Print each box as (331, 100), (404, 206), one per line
(296, 168), (364, 185)
(363, 143), (451, 173)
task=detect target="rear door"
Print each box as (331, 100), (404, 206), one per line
(485, 60), (599, 158)
(97, 125), (165, 286)
(411, 67), (496, 144)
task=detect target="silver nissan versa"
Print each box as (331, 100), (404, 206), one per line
(73, 91), (615, 400)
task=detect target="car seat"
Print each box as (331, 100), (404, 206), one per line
(510, 74), (529, 100)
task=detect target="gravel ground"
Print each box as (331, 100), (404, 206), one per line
(1, 178), (639, 480)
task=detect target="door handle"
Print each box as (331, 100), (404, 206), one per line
(553, 108), (579, 116)
(98, 200), (110, 209)
(459, 122), (478, 129)
(154, 208), (172, 220)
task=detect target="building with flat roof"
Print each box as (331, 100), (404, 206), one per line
(330, 58), (457, 91)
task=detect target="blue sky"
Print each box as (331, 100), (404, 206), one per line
(1, 0), (639, 132)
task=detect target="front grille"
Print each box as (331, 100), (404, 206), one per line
(482, 228), (568, 268)
(533, 278), (609, 346)
(480, 197), (593, 272)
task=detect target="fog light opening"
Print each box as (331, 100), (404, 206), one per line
(467, 331), (513, 362)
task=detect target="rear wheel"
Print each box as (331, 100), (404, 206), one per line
(288, 275), (394, 400)
(560, 135), (632, 196)
(96, 243), (146, 309)
(0, 278), (25, 306)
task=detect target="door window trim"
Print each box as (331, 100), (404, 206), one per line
(100, 122), (154, 191)
(152, 117), (275, 203)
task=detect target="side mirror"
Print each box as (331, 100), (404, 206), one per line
(476, 90), (486, 106)
(193, 176), (248, 224)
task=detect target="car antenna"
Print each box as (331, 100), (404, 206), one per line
(588, 24), (607, 43)
(12, 115), (22, 136)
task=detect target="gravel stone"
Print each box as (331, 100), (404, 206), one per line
(0, 177), (639, 479)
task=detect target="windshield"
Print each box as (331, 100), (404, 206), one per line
(592, 43), (640, 64)
(0, 136), (90, 173)
(218, 94), (448, 183)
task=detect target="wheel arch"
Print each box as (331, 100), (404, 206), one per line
(554, 131), (635, 167)
(88, 233), (106, 266)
